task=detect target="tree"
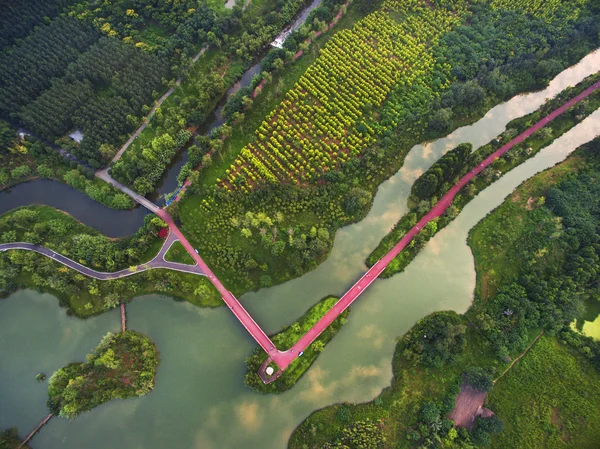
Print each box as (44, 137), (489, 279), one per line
(312, 340), (325, 352)
(99, 143), (116, 160)
(429, 108), (453, 132)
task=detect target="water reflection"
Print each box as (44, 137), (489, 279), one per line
(1, 52), (599, 449)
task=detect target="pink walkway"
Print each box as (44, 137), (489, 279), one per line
(159, 80), (599, 379)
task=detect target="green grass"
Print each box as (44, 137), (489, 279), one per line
(164, 240), (195, 265)
(487, 336), (600, 448)
(468, 153), (587, 301)
(245, 295), (349, 393)
(139, 238), (164, 263)
(138, 22), (170, 49)
(289, 136), (600, 449)
(0, 206), (222, 317)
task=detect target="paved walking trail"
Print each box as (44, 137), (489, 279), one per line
(0, 229), (205, 280)
(155, 209), (281, 361)
(6, 80), (598, 383)
(260, 80), (600, 373)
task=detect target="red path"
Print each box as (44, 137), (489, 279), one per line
(159, 80), (600, 380)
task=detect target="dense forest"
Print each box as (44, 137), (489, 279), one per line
(47, 331), (159, 418)
(0, 0), (80, 48)
(288, 138), (600, 449)
(0, 0), (266, 168)
(176, 0), (600, 295)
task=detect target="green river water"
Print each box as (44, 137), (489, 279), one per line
(1, 51), (599, 448)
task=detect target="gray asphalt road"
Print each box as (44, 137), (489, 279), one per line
(0, 230), (204, 280)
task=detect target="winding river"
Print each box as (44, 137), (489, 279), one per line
(1, 52), (599, 448)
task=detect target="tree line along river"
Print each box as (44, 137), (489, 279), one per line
(0, 52), (599, 449)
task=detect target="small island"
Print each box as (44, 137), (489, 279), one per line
(244, 296), (349, 394)
(47, 331), (159, 418)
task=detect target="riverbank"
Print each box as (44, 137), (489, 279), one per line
(288, 138), (600, 448)
(1, 131), (134, 211)
(0, 206), (221, 316)
(367, 72), (600, 277)
(0, 180), (150, 238)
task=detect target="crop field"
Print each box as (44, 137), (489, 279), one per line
(491, 0), (586, 21)
(219, 0), (469, 192)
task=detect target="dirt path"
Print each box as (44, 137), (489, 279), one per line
(102, 46), (207, 169)
(448, 385), (491, 430)
(494, 330), (545, 384)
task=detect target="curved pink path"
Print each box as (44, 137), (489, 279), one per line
(158, 80), (599, 377)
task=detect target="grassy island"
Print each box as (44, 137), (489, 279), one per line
(164, 241), (195, 265)
(47, 331), (159, 419)
(288, 140), (600, 448)
(244, 296), (349, 394)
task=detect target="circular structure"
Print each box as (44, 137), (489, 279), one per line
(266, 366), (274, 376)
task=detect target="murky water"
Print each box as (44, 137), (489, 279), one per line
(272, 0), (323, 48)
(1, 52), (599, 448)
(0, 180), (150, 237)
(572, 299), (600, 341)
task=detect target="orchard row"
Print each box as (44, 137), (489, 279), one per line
(219, 1), (468, 192)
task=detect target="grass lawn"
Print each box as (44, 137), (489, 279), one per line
(487, 336), (600, 448)
(164, 240), (195, 265)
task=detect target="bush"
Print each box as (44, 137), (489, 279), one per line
(464, 367), (494, 392)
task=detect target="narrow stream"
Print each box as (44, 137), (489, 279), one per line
(151, 0), (323, 201)
(150, 62), (263, 200)
(0, 180), (151, 238)
(1, 52), (598, 449)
